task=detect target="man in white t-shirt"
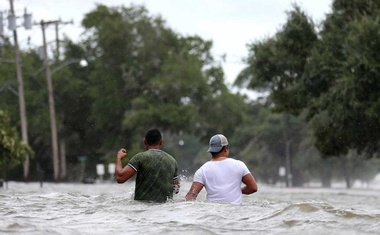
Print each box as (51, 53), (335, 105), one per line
(185, 134), (258, 205)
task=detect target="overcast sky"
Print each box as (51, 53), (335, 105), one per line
(1, 0), (332, 95)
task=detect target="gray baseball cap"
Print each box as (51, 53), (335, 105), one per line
(207, 134), (228, 152)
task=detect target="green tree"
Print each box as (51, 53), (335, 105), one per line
(0, 38), (20, 118)
(235, 5), (318, 186)
(80, 4), (195, 148)
(236, 5), (317, 115)
(232, 102), (310, 186)
(1, 38), (46, 181)
(237, 0), (380, 187)
(78, 4), (248, 149)
(22, 4), (249, 181)
(0, 110), (33, 179)
(305, 0), (380, 157)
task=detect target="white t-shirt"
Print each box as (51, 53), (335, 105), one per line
(193, 158), (251, 205)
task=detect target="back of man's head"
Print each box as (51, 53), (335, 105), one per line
(145, 128), (162, 146)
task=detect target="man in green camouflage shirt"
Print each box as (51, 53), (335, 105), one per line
(115, 128), (179, 202)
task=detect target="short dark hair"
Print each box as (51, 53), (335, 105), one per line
(210, 146), (228, 155)
(145, 128), (162, 146)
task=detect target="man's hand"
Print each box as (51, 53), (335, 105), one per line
(115, 148), (135, 183)
(117, 148), (127, 161)
(173, 178), (180, 194)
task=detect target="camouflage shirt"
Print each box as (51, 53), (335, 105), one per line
(128, 149), (178, 202)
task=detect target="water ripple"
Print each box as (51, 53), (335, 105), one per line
(1, 182), (379, 234)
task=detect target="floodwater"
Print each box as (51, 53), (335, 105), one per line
(1, 179), (380, 235)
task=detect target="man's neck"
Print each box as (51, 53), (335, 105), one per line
(147, 145), (161, 150)
(211, 154), (228, 161)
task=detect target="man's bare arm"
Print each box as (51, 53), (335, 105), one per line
(185, 182), (204, 201)
(241, 173), (258, 194)
(115, 149), (136, 183)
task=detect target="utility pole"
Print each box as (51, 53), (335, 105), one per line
(41, 19), (60, 182)
(8, 0), (32, 181)
(54, 19), (72, 181)
(55, 22), (59, 60)
(40, 19), (72, 182)
(54, 19), (73, 61)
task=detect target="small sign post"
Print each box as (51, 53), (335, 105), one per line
(96, 164), (105, 182)
(108, 163), (116, 181)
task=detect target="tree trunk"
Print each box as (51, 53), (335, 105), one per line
(342, 156), (351, 188)
(321, 157), (332, 188)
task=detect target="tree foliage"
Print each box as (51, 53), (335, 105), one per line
(77, 4), (248, 150)
(236, 5), (317, 115)
(306, 0), (380, 156)
(4, 4), (248, 180)
(239, 0), (380, 159)
(0, 110), (33, 174)
(2, 2), (380, 186)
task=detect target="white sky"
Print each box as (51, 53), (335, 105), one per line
(1, 0), (332, 97)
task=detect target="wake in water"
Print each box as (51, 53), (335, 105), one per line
(0, 181), (379, 235)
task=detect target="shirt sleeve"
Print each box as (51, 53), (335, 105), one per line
(239, 160), (250, 177)
(173, 162), (179, 180)
(127, 154), (139, 172)
(193, 167), (204, 184)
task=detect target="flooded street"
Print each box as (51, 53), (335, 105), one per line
(1, 180), (380, 234)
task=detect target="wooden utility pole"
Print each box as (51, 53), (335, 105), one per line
(40, 19), (73, 182)
(41, 19), (60, 181)
(9, 0), (29, 181)
(55, 20), (73, 61)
